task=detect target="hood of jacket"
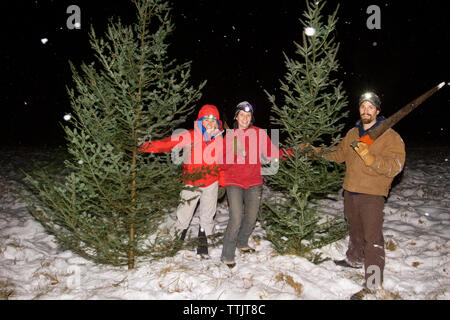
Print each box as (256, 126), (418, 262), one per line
(196, 104), (222, 142)
(356, 115), (386, 137)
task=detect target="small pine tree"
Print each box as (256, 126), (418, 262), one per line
(25, 0), (205, 269)
(263, 0), (349, 263)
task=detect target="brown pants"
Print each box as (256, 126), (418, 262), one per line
(344, 191), (385, 288)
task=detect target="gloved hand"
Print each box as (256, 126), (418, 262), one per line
(299, 142), (310, 150)
(218, 187), (226, 200)
(354, 141), (375, 166)
(299, 142), (320, 158)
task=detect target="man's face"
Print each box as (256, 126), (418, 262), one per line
(236, 110), (252, 129)
(202, 118), (218, 133)
(359, 101), (380, 125)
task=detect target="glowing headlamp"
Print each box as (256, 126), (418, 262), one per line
(363, 93), (373, 99)
(203, 115), (217, 120)
(358, 91), (381, 110)
(236, 101), (254, 113)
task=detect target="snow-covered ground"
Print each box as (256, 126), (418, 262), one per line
(0, 146), (449, 300)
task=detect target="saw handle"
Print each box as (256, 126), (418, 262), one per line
(350, 134), (374, 149)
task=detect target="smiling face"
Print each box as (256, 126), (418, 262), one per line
(236, 110), (252, 129)
(359, 101), (380, 128)
(202, 118), (218, 133)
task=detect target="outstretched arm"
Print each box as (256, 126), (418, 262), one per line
(139, 130), (191, 153)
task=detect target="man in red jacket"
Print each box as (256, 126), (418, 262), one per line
(140, 104), (225, 257)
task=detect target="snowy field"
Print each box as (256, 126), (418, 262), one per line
(0, 145), (449, 300)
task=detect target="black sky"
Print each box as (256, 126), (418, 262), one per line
(1, 0), (449, 147)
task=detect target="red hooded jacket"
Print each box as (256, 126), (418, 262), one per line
(220, 126), (290, 189)
(140, 104), (225, 188)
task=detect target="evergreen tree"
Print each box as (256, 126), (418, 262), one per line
(25, 0), (205, 269)
(262, 0), (349, 263)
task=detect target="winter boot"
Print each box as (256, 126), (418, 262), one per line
(179, 228), (188, 242)
(334, 258), (363, 269)
(197, 227), (209, 258)
(350, 287), (377, 300)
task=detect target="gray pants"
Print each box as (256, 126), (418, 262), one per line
(221, 185), (263, 261)
(175, 181), (218, 236)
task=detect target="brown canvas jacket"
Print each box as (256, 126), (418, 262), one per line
(324, 127), (405, 197)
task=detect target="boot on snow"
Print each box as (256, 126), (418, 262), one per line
(350, 287), (378, 300)
(179, 228), (188, 241)
(197, 227), (209, 259)
(334, 258), (363, 269)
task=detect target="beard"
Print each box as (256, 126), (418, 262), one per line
(360, 114), (376, 124)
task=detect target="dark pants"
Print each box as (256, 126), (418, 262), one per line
(221, 185), (263, 262)
(344, 191), (385, 288)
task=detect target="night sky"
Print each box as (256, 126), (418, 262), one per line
(2, 0), (449, 147)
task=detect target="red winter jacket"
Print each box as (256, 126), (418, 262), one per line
(140, 104), (225, 188)
(220, 126), (289, 189)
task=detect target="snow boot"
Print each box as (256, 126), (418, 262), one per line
(350, 287), (376, 300)
(334, 258), (363, 269)
(179, 228), (188, 242)
(197, 227), (209, 258)
(239, 247), (256, 254)
(221, 259), (236, 269)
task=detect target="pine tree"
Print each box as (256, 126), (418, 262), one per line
(262, 0), (349, 263)
(25, 0), (205, 269)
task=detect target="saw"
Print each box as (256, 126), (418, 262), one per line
(351, 82), (447, 149)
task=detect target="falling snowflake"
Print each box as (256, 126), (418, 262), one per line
(41, 38), (48, 44)
(78, 160), (83, 165)
(63, 114), (71, 121)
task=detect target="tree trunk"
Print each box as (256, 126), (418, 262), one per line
(128, 147), (137, 269)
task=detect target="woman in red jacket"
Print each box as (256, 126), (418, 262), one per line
(140, 104), (225, 257)
(220, 101), (284, 268)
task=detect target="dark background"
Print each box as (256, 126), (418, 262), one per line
(1, 0), (449, 147)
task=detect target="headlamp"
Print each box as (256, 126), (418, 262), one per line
(358, 91), (381, 110)
(236, 101), (254, 113)
(363, 93), (373, 100)
(203, 115), (217, 120)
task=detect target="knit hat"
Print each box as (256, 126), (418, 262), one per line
(234, 101), (254, 117)
(233, 101), (255, 128)
(359, 92), (381, 110)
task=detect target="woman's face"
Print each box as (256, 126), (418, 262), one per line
(202, 118), (218, 133)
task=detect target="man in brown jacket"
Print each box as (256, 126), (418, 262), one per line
(321, 92), (405, 299)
